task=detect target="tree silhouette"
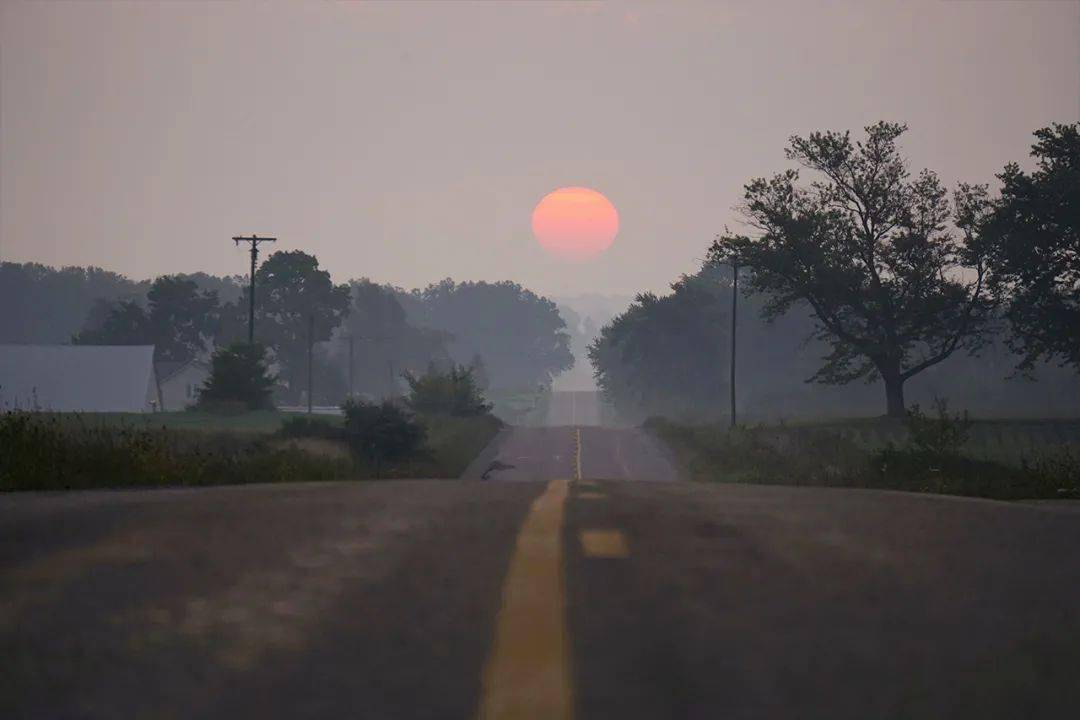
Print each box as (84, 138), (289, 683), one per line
(712, 122), (995, 417)
(982, 123), (1079, 371)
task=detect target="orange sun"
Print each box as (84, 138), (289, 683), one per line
(531, 187), (618, 262)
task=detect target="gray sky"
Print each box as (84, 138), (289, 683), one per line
(2, 0), (1077, 296)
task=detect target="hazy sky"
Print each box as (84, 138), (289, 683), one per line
(2, 1), (1077, 296)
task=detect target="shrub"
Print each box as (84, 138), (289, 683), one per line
(342, 399), (427, 472)
(905, 398), (971, 458)
(198, 343), (276, 411)
(404, 364), (493, 416)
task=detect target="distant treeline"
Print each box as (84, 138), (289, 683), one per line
(592, 122), (1080, 420)
(0, 256), (572, 405)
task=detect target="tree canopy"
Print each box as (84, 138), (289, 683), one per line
(243, 251), (351, 402)
(982, 122), (1079, 371)
(74, 275), (219, 363)
(395, 279), (573, 390)
(712, 122), (995, 417)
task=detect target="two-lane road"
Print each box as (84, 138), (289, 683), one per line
(3, 425), (1080, 718)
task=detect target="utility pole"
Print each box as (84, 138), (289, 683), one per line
(232, 235), (276, 344)
(307, 313), (315, 414)
(729, 259), (739, 428)
(347, 336), (355, 398)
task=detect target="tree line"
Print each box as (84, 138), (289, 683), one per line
(0, 254), (573, 406)
(593, 122), (1079, 420)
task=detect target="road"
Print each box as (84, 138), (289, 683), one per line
(3, 425), (1080, 718)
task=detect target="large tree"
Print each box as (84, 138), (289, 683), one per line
(712, 122), (995, 417)
(75, 275), (219, 362)
(247, 251), (351, 402)
(981, 123), (1079, 371)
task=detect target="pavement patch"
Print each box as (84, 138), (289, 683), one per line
(580, 530), (629, 559)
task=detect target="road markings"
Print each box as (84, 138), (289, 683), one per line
(580, 530), (629, 559)
(477, 479), (572, 720)
(574, 428), (582, 481)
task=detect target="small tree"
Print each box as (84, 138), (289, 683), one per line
(712, 122), (995, 417)
(404, 364), (493, 416)
(198, 343), (276, 411)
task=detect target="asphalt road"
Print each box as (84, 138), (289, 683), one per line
(3, 426), (1080, 718)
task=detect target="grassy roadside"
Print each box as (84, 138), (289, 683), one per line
(1, 410), (502, 491)
(646, 417), (1080, 501)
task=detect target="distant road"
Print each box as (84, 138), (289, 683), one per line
(3, 426), (1079, 718)
(461, 425), (679, 482)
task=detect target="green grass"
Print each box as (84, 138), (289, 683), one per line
(41, 410), (327, 434)
(647, 417), (1080, 501)
(1, 409), (502, 491)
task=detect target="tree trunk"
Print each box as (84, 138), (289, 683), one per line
(883, 372), (906, 418)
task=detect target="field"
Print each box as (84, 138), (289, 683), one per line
(648, 416), (1080, 501)
(0, 409), (502, 492)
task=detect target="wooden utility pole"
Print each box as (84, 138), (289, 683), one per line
(232, 235), (276, 344)
(347, 335), (355, 398)
(729, 260), (739, 428)
(307, 313), (315, 414)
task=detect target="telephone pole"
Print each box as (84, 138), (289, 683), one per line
(232, 235), (276, 344)
(729, 259), (739, 428)
(307, 313), (315, 414)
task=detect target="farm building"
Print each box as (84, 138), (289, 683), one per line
(155, 359), (209, 411)
(0, 344), (158, 413)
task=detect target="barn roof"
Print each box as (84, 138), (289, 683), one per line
(0, 344), (157, 413)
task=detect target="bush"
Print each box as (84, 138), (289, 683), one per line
(342, 399), (427, 473)
(905, 398), (971, 458)
(198, 343), (276, 411)
(404, 364), (493, 416)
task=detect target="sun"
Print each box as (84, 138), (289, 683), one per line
(531, 187), (618, 262)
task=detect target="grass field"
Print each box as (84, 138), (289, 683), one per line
(1, 409), (501, 491)
(648, 416), (1080, 501)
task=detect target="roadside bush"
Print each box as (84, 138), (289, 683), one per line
(905, 398), (971, 458)
(404, 364), (493, 416)
(342, 399), (427, 473)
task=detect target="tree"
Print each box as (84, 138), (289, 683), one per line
(0, 262), (146, 345)
(712, 122), (995, 417)
(198, 343), (276, 410)
(332, 280), (451, 399)
(588, 268), (732, 421)
(982, 123), (1079, 371)
(404, 364), (493, 416)
(246, 251), (351, 402)
(395, 279), (573, 390)
(74, 275), (219, 363)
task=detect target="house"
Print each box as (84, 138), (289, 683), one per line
(0, 344), (158, 413)
(155, 359), (210, 411)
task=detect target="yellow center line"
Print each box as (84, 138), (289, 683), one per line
(477, 479), (573, 720)
(574, 428), (582, 482)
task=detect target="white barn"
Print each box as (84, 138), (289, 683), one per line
(0, 344), (159, 413)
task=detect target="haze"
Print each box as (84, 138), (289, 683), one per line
(2, 0), (1076, 295)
